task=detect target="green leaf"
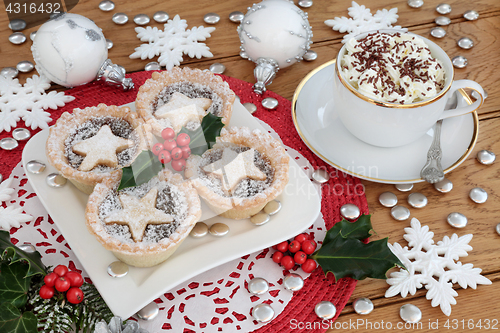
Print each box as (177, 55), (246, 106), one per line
(0, 230), (47, 278)
(179, 112), (225, 156)
(0, 263), (32, 308)
(118, 150), (164, 190)
(0, 303), (37, 333)
(323, 215), (374, 245)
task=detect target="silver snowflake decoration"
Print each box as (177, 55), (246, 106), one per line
(129, 15), (215, 71)
(386, 218), (492, 316)
(324, 1), (407, 43)
(94, 317), (148, 333)
(0, 74), (75, 133)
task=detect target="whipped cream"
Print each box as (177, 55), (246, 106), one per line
(341, 32), (445, 104)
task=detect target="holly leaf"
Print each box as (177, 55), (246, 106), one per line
(118, 150), (164, 190)
(323, 215), (374, 245)
(179, 112), (224, 156)
(0, 303), (37, 333)
(0, 263), (31, 308)
(0, 230), (47, 278)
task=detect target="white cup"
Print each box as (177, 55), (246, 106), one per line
(333, 30), (484, 148)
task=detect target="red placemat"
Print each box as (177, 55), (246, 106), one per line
(0, 71), (368, 332)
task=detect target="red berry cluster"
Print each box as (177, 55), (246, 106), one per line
(272, 233), (318, 273)
(39, 265), (84, 304)
(152, 128), (191, 172)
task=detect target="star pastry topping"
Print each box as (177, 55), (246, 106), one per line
(155, 92), (212, 132)
(203, 148), (267, 194)
(72, 125), (134, 172)
(104, 188), (173, 242)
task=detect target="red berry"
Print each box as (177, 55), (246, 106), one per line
(301, 259), (317, 273)
(152, 143), (164, 155)
(171, 159), (186, 172)
(163, 139), (177, 151)
(272, 251), (283, 263)
(280, 256), (295, 270)
(55, 276), (71, 292)
(39, 285), (55, 299)
(181, 146), (191, 159)
(176, 133), (191, 147)
(158, 150), (172, 164)
(171, 147), (183, 160)
(294, 234), (308, 243)
(301, 240), (317, 255)
(288, 240), (301, 253)
(66, 287), (84, 304)
(53, 265), (68, 277)
(161, 127), (175, 140)
(294, 251), (307, 265)
(44, 272), (58, 287)
(276, 241), (289, 253)
(66, 271), (84, 288)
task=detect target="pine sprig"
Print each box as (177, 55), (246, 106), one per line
(29, 295), (74, 333)
(77, 284), (114, 333)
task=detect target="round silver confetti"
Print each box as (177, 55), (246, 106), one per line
(98, 0), (115, 11)
(430, 27), (446, 38)
(0, 138), (18, 150)
(452, 55), (468, 68)
(496, 223), (500, 236)
(435, 16), (451, 26)
(250, 212), (270, 226)
(136, 302), (159, 321)
(235, 95), (240, 103)
(469, 187), (488, 204)
(46, 173), (67, 188)
(315, 301), (336, 320)
(340, 203), (360, 220)
(379, 192), (398, 208)
(400, 304), (422, 323)
(312, 169), (330, 184)
(190, 222), (208, 238)
(463, 10), (479, 21)
(283, 273), (304, 292)
(9, 32), (27, 45)
(457, 37), (474, 49)
(12, 128), (31, 140)
(9, 19), (27, 31)
(145, 62), (161, 71)
(209, 63), (226, 74)
(18, 243), (36, 253)
(264, 200), (281, 215)
(298, 0), (313, 8)
(26, 160), (46, 174)
(472, 89), (487, 100)
(0, 174), (2, 182)
(447, 212), (468, 228)
(434, 178), (453, 193)
(303, 50), (318, 61)
(204, 13), (220, 25)
(209, 223), (229, 236)
(353, 298), (374, 315)
(112, 13), (129, 25)
(106, 39), (113, 49)
(134, 14), (150, 26)
(107, 261), (129, 277)
(477, 150), (495, 165)
(16, 61), (34, 73)
(436, 3), (452, 15)
(153, 11), (169, 23)
(408, 0), (424, 8)
(407, 192), (428, 208)
(391, 206), (410, 221)
(30, 31), (37, 41)
(262, 97), (278, 110)
(243, 102), (257, 114)
(1, 67), (18, 79)
(395, 183), (413, 192)
(252, 303), (274, 323)
(248, 277), (269, 295)
(229, 11), (244, 23)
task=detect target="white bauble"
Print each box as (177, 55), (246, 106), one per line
(32, 13), (107, 87)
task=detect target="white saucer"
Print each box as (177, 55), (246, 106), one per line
(292, 60), (479, 184)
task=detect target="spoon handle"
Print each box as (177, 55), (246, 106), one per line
(420, 120), (445, 184)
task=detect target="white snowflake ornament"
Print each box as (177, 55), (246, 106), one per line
(386, 218), (492, 316)
(0, 206), (33, 230)
(130, 15), (215, 71)
(324, 1), (407, 43)
(0, 178), (15, 203)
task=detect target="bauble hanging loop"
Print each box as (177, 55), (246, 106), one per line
(253, 57), (279, 94)
(97, 59), (134, 90)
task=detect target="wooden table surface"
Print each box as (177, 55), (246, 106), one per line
(1, 0), (499, 331)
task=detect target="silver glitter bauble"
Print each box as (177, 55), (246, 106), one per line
(262, 97), (279, 110)
(94, 317), (148, 333)
(1, 67), (19, 78)
(436, 3), (452, 15)
(391, 206), (410, 221)
(204, 13), (220, 24)
(312, 169), (330, 183)
(283, 273), (304, 291)
(407, 193), (428, 208)
(303, 50), (317, 61)
(452, 55), (468, 68)
(153, 11), (169, 23)
(315, 301), (336, 320)
(134, 14), (150, 26)
(98, 0), (115, 11)
(477, 150), (495, 165)
(209, 63), (226, 74)
(9, 32), (27, 45)
(12, 128), (31, 140)
(209, 223), (229, 236)
(434, 178), (453, 193)
(18, 243), (36, 253)
(252, 303), (274, 323)
(264, 200), (281, 215)
(243, 102), (257, 114)
(248, 277), (269, 295)
(26, 160), (46, 174)
(469, 187), (488, 203)
(106, 39), (113, 49)
(107, 261), (129, 278)
(250, 212), (270, 226)
(395, 183), (413, 192)
(0, 138), (18, 150)
(190, 222), (208, 238)
(463, 10), (479, 21)
(229, 11), (244, 23)
(435, 16), (451, 26)
(112, 13), (129, 25)
(16, 61), (34, 73)
(408, 0), (424, 8)
(298, 0), (313, 8)
(145, 62), (161, 71)
(340, 203), (360, 220)
(457, 37), (474, 49)
(447, 212), (468, 228)
(136, 302), (159, 321)
(430, 27), (446, 38)
(9, 19), (27, 31)
(46, 173), (67, 188)
(400, 304), (422, 323)
(353, 298), (374, 315)
(379, 192), (398, 207)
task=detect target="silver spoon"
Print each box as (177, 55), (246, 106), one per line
(420, 119), (444, 184)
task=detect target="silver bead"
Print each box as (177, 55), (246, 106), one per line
(134, 14), (150, 26)
(463, 10), (479, 21)
(144, 62), (161, 71)
(46, 173), (67, 188)
(1, 67), (18, 79)
(477, 150), (495, 165)
(209, 63), (226, 74)
(252, 303), (274, 323)
(243, 102), (257, 114)
(9, 19), (27, 31)
(106, 39), (113, 49)
(496, 223), (500, 236)
(30, 31), (37, 41)
(435, 16), (451, 26)
(469, 187), (488, 203)
(379, 192), (398, 207)
(153, 11), (169, 23)
(447, 212), (468, 228)
(391, 206), (410, 221)
(248, 277), (269, 295)
(434, 178), (453, 193)
(250, 212), (270, 226)
(12, 128), (31, 140)
(98, 0), (115, 11)
(0, 138), (18, 150)
(340, 203), (360, 220)
(400, 304), (422, 323)
(262, 97), (278, 110)
(209, 223), (229, 236)
(303, 50), (317, 61)
(264, 200), (281, 215)
(26, 160), (46, 174)
(312, 169), (330, 184)
(408, 0), (424, 8)
(204, 13), (220, 25)
(298, 0), (313, 8)
(395, 183), (413, 192)
(239, 51), (249, 59)
(283, 273), (304, 292)
(136, 302), (159, 321)
(9, 32), (27, 45)
(18, 243), (36, 253)
(190, 222), (208, 238)
(107, 261), (129, 278)
(436, 3), (452, 15)
(430, 27), (446, 38)
(112, 13), (129, 25)
(229, 11), (244, 23)
(407, 193), (428, 208)
(16, 61), (34, 73)
(315, 301), (336, 320)
(457, 37), (474, 49)
(452, 55), (468, 68)
(353, 298), (374, 315)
